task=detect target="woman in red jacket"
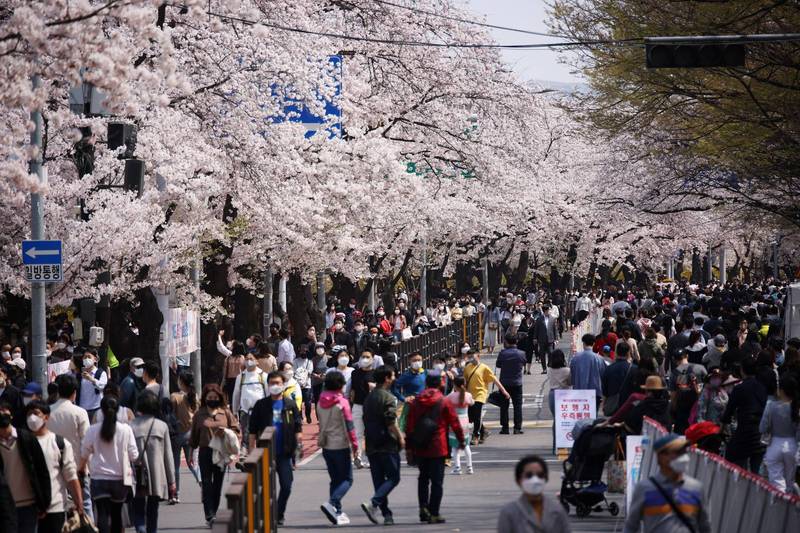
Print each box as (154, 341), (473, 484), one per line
(405, 374), (465, 524)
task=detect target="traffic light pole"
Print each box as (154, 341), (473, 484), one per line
(29, 73), (48, 395)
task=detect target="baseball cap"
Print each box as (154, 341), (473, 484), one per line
(654, 433), (689, 454)
(22, 382), (43, 396)
(130, 357), (145, 367)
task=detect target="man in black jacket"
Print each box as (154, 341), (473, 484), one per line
(248, 372), (302, 526)
(0, 400), (52, 532)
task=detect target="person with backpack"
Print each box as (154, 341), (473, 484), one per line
(78, 349), (108, 421)
(405, 373), (465, 524)
(623, 434), (711, 533)
(130, 391), (176, 533)
(669, 349), (707, 434)
(231, 353), (267, 451)
(25, 400), (84, 533)
(317, 372), (359, 526)
(169, 370), (198, 504)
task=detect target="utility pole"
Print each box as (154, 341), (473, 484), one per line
(482, 257), (490, 305)
(420, 238), (427, 310)
(263, 266), (273, 338)
(190, 260), (202, 391)
(29, 73), (47, 394)
(719, 248), (727, 285)
(278, 274), (287, 327)
(316, 271), (326, 311)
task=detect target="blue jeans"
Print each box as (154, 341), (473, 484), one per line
(18, 505), (39, 533)
(367, 452), (401, 516)
(80, 473), (93, 517)
(172, 430), (198, 497)
(275, 455), (294, 520)
(133, 495), (160, 533)
(322, 448), (353, 513)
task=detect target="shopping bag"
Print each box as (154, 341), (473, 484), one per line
(397, 402), (410, 433)
(606, 436), (626, 493)
(62, 509), (99, 533)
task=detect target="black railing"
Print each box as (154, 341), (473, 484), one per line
(390, 313), (482, 371)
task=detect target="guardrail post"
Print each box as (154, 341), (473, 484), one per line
(256, 427), (277, 533)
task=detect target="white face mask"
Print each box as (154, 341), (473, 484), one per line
(134, 368), (144, 378)
(359, 358), (373, 369)
(460, 346), (470, 354)
(316, 348), (325, 356)
(56, 342), (66, 350)
(669, 454), (690, 474)
(11, 352), (21, 360)
(1, 351), (9, 360)
(337, 357), (350, 367)
(521, 475), (546, 496)
(246, 359), (257, 369)
(27, 414), (44, 432)
(83, 358), (94, 368)
(268, 384), (285, 396)
(410, 361), (423, 370)
(433, 363), (445, 371)
(23, 396), (33, 406)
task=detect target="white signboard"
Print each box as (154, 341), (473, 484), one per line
(626, 435), (647, 511)
(165, 308), (199, 358)
(47, 360), (72, 382)
(554, 389), (597, 448)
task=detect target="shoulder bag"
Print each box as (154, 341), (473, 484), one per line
(649, 477), (697, 533)
(133, 419), (155, 496)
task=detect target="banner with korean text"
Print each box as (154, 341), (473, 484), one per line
(626, 435), (646, 511)
(554, 389), (596, 448)
(166, 308), (199, 359)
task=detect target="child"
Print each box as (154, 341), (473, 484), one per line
(445, 376), (474, 474)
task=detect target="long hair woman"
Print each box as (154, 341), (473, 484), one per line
(189, 383), (240, 527)
(79, 395), (139, 533)
(169, 370), (199, 503)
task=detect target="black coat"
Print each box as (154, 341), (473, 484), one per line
(0, 427), (51, 513)
(721, 377), (767, 460)
(248, 397), (302, 458)
(0, 467), (15, 533)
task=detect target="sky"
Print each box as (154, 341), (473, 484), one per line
(461, 0), (583, 85)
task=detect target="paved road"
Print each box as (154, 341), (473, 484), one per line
(159, 340), (627, 532)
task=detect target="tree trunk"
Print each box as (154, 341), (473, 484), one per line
(287, 271), (323, 341)
(132, 287), (162, 362)
(510, 251), (530, 290)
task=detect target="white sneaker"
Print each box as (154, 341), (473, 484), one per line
(320, 502), (338, 524)
(451, 466), (462, 475)
(467, 466), (474, 475)
(361, 502), (380, 524)
(336, 512), (351, 526)
(354, 456), (364, 469)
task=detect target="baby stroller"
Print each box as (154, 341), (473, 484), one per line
(559, 422), (621, 518)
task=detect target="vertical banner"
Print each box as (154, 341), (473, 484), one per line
(554, 389), (597, 448)
(166, 308), (199, 359)
(626, 435), (647, 511)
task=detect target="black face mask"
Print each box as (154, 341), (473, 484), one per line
(0, 413), (11, 428)
(206, 399), (221, 409)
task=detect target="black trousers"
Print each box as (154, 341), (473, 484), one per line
(539, 343), (553, 371)
(467, 401), (485, 437)
(199, 446), (225, 520)
(499, 384), (523, 431)
(417, 457), (445, 516)
(38, 512), (65, 533)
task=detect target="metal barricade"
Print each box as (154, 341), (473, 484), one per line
(387, 315), (481, 369)
(214, 427), (277, 533)
(639, 417), (800, 533)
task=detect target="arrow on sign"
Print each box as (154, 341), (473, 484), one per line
(25, 247), (59, 259)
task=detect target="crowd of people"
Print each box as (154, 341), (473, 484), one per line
(0, 280), (798, 532)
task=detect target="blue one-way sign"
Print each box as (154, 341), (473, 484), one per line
(22, 240), (63, 282)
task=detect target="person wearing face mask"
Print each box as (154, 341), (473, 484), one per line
(352, 320), (368, 358)
(464, 350), (509, 445)
(276, 329), (296, 366)
(497, 455), (570, 532)
(0, 399), (61, 533)
(623, 434), (711, 533)
(391, 353), (427, 405)
(189, 385), (240, 527)
(231, 354), (267, 451)
(255, 341), (277, 374)
(279, 361), (303, 412)
(248, 372), (302, 526)
(694, 368), (729, 426)
(77, 350), (108, 421)
(17, 382), (43, 429)
(293, 347), (314, 424)
(330, 319), (355, 355)
(349, 352), (377, 469)
(311, 343), (330, 407)
(120, 358), (146, 411)
(376, 310), (393, 337)
(326, 350), (355, 382)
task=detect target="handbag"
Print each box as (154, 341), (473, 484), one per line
(401, 327), (413, 341)
(487, 385), (506, 407)
(133, 419), (155, 496)
(62, 509), (99, 533)
(606, 437), (626, 493)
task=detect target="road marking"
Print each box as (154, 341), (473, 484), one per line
(483, 420), (553, 428)
(297, 448), (322, 466)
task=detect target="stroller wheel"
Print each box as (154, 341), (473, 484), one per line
(576, 503), (591, 518)
(609, 502), (620, 516)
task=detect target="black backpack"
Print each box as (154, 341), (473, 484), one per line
(410, 400), (443, 449)
(673, 366), (699, 411)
